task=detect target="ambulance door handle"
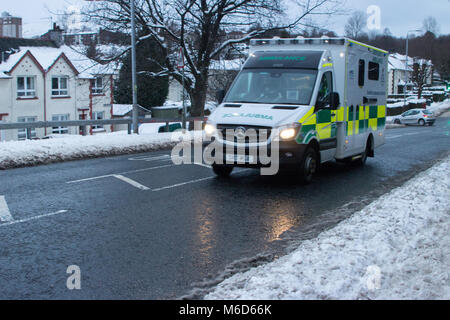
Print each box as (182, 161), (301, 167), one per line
(363, 97), (368, 105)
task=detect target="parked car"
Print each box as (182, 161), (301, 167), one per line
(393, 109), (435, 126)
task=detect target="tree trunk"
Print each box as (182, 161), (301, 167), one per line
(190, 78), (208, 118)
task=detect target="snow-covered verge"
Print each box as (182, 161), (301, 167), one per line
(0, 132), (179, 169)
(206, 156), (450, 300)
(428, 99), (450, 117)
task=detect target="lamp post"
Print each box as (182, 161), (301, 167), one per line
(131, 0), (139, 134)
(404, 29), (422, 106)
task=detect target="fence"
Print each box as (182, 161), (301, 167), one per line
(0, 117), (207, 140)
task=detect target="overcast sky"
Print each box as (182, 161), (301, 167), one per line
(1, 0), (449, 38)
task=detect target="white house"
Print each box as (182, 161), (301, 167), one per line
(388, 53), (433, 95)
(0, 45), (116, 141)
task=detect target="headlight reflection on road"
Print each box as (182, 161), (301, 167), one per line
(264, 199), (301, 242)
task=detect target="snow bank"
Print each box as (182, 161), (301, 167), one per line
(206, 156), (450, 300)
(428, 99), (450, 117)
(0, 132), (178, 169)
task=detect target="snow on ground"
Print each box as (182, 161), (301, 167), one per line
(206, 156), (450, 300)
(428, 99), (450, 116)
(0, 132), (178, 169)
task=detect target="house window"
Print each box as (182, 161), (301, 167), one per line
(368, 62), (380, 81)
(52, 114), (69, 134)
(92, 111), (104, 130)
(92, 77), (103, 95)
(52, 76), (69, 96)
(17, 116), (37, 140)
(17, 76), (36, 98)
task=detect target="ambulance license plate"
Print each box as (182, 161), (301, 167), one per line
(226, 154), (254, 164)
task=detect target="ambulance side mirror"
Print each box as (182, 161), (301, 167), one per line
(331, 92), (340, 110)
(216, 90), (226, 104)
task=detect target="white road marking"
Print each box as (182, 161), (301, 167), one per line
(386, 132), (421, 140)
(152, 176), (216, 192)
(151, 169), (253, 192)
(193, 162), (212, 169)
(113, 175), (150, 191)
(0, 196), (14, 223)
(128, 155), (172, 162)
(0, 210), (68, 228)
(67, 164), (175, 184)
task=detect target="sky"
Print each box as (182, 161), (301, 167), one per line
(1, 0), (449, 38)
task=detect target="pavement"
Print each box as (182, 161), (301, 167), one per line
(0, 115), (449, 299)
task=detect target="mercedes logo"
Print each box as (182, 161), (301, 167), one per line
(234, 127), (246, 140)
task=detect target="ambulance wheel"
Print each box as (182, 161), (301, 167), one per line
(212, 164), (233, 177)
(299, 147), (318, 183)
(355, 142), (370, 166)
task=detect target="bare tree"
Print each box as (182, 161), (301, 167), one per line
(83, 0), (342, 117)
(422, 16), (440, 36)
(344, 10), (366, 40)
(411, 59), (432, 99)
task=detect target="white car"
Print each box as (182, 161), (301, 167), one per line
(393, 109), (435, 126)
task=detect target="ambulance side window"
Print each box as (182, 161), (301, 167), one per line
(316, 71), (333, 109)
(358, 59), (365, 87)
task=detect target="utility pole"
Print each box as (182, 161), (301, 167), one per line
(131, 0), (139, 134)
(404, 29), (421, 107)
(177, 48), (186, 130)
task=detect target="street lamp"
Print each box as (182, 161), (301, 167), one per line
(131, 0), (139, 134)
(404, 29), (422, 106)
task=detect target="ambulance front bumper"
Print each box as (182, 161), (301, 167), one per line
(202, 139), (308, 168)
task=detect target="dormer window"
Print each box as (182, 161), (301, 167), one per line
(52, 76), (69, 96)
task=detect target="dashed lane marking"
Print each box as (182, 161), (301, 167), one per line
(128, 155), (172, 162)
(386, 132), (421, 140)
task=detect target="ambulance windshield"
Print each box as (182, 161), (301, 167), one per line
(225, 69), (317, 105)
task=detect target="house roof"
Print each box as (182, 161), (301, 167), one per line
(0, 45), (118, 78)
(388, 53), (433, 72)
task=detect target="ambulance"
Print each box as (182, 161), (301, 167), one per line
(204, 38), (388, 181)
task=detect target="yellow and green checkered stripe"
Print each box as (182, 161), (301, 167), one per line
(346, 105), (386, 136)
(297, 107), (337, 144)
(297, 105), (386, 144)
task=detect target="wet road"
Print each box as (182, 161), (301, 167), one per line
(0, 115), (449, 299)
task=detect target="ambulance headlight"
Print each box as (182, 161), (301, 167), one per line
(276, 124), (301, 141)
(204, 123), (216, 136)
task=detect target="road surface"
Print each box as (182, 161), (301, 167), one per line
(0, 115), (449, 299)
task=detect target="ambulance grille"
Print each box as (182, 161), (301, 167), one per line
(216, 124), (272, 144)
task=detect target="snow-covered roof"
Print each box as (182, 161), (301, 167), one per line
(112, 104), (133, 116)
(389, 53), (413, 72)
(0, 45), (117, 79)
(388, 53), (433, 72)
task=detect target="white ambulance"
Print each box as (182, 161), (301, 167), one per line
(204, 38), (388, 181)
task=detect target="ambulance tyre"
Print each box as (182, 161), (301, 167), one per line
(299, 146), (318, 183)
(212, 164), (233, 177)
(355, 138), (372, 166)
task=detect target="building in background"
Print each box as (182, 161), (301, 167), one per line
(0, 39), (118, 141)
(0, 12), (22, 39)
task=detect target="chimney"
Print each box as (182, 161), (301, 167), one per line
(47, 23), (64, 47)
